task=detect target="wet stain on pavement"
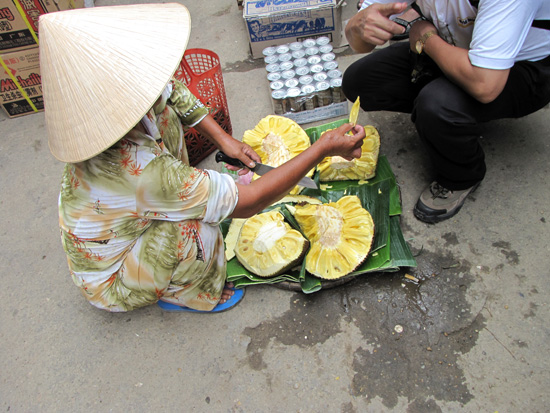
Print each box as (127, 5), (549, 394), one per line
(492, 241), (519, 265)
(243, 249), (486, 409)
(441, 232), (459, 247)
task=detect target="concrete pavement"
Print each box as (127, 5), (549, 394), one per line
(1, 1), (549, 411)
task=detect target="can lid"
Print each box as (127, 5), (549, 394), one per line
(301, 84), (316, 94)
(266, 63), (280, 73)
(276, 45), (290, 54)
(316, 36), (331, 46)
(305, 46), (320, 56)
(272, 89), (287, 99)
(298, 75), (314, 85)
(302, 38), (316, 48)
(327, 69), (342, 79)
(315, 81), (330, 91)
(307, 55), (322, 65)
(263, 46), (277, 56)
(279, 61), (294, 71)
(294, 58), (308, 67)
(295, 66), (310, 76)
(319, 44), (333, 54)
(313, 72), (328, 82)
(291, 49), (306, 59)
(278, 53), (292, 62)
(270, 80), (285, 90)
(287, 87), (301, 97)
(330, 78), (342, 87)
(310, 64), (324, 73)
(321, 52), (336, 62)
(264, 55), (278, 64)
(281, 69), (296, 79)
(267, 72), (282, 81)
(284, 78), (299, 88)
(289, 42), (303, 51)
(323, 61), (338, 71)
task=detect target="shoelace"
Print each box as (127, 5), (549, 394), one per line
(430, 182), (451, 199)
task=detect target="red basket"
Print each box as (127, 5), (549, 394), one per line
(174, 48), (233, 166)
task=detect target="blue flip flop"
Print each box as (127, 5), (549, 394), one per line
(157, 288), (245, 313)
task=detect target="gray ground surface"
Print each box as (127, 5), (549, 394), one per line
(1, 1), (549, 412)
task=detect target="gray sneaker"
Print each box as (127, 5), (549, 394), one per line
(413, 181), (481, 223)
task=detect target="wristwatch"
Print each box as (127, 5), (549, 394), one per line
(415, 31), (437, 54)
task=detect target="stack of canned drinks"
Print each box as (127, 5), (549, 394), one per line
(263, 36), (346, 115)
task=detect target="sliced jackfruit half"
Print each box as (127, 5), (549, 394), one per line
(291, 196), (374, 280)
(317, 125), (380, 182)
(234, 209), (309, 277)
(242, 115), (314, 195)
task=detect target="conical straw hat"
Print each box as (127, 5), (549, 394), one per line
(39, 3), (191, 163)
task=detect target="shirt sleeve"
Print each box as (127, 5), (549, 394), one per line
(468, 0), (537, 69)
(168, 79), (209, 128)
(136, 154), (238, 225)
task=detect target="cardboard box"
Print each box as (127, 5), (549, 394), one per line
(283, 100), (348, 124)
(0, 45), (43, 118)
(244, 0), (342, 59)
(0, 0), (88, 53)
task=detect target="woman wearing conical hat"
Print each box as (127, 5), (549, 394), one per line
(40, 3), (366, 312)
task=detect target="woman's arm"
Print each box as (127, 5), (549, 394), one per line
(230, 123), (366, 218)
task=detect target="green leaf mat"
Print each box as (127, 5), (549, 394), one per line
(222, 118), (416, 293)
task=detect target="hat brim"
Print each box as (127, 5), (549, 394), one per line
(40, 3), (191, 163)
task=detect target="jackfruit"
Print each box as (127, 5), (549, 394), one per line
(317, 125), (380, 182)
(242, 115), (314, 194)
(234, 209), (309, 277)
(290, 196), (374, 280)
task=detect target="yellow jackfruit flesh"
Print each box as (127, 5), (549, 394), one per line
(317, 125), (380, 182)
(242, 115), (314, 195)
(234, 209), (309, 277)
(291, 196), (374, 280)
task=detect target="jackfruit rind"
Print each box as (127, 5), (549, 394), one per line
(318, 125), (380, 182)
(225, 218), (246, 261)
(235, 209), (309, 278)
(292, 196), (374, 280)
(243, 115), (314, 194)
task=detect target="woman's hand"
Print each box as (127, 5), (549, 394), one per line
(218, 138), (261, 176)
(316, 123), (365, 160)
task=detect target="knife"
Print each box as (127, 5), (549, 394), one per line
(215, 151), (318, 189)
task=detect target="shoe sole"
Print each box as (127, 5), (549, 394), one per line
(413, 182), (480, 224)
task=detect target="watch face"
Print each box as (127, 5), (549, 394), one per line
(416, 40), (423, 54)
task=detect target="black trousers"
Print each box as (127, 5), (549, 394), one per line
(342, 42), (550, 190)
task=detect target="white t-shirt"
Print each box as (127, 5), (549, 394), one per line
(359, 0), (550, 69)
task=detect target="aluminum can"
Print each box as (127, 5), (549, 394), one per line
(264, 55), (278, 65)
(262, 46), (277, 56)
(321, 52), (336, 62)
(295, 66), (310, 76)
(315, 81), (333, 106)
(316, 36), (331, 46)
(298, 75), (314, 86)
(281, 69), (296, 80)
(284, 78), (299, 89)
(301, 84), (317, 110)
(291, 49), (306, 59)
(307, 55), (322, 65)
(319, 44), (333, 54)
(267, 72), (282, 82)
(310, 64), (324, 74)
(276, 44), (290, 54)
(271, 89), (288, 115)
(270, 80), (285, 91)
(289, 41), (303, 51)
(305, 46), (320, 56)
(327, 69), (342, 79)
(293, 58), (308, 68)
(286, 87), (303, 112)
(279, 61), (294, 71)
(266, 63), (280, 73)
(313, 72), (328, 82)
(278, 52), (292, 62)
(329, 78), (345, 102)
(323, 60), (338, 71)
(302, 38), (316, 48)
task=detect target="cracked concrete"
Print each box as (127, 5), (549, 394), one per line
(1, 1), (549, 412)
